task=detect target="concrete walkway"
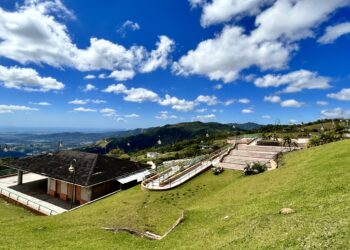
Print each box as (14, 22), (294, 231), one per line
(0, 173), (67, 215)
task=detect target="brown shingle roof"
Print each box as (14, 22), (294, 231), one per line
(2, 150), (150, 187)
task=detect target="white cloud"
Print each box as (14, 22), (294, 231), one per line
(155, 111), (178, 120)
(100, 108), (118, 117)
(173, 26), (290, 83)
(252, 0), (350, 42)
(194, 0), (272, 27)
(321, 108), (350, 119)
(83, 84), (97, 92)
(140, 36), (175, 73)
(196, 108), (208, 113)
(69, 99), (87, 105)
(159, 94), (197, 111)
(177, 1), (350, 83)
(280, 99), (304, 108)
(195, 95), (218, 105)
(242, 108), (254, 114)
(0, 104), (38, 114)
(90, 99), (106, 104)
(193, 113), (216, 121)
(0, 2), (174, 79)
(103, 83), (160, 103)
(262, 115), (271, 119)
(117, 20), (140, 37)
(0, 65), (64, 92)
(84, 74), (95, 80)
(73, 107), (96, 112)
(124, 113), (139, 118)
(30, 102), (51, 106)
(69, 99), (106, 105)
(327, 88), (350, 101)
(289, 119), (298, 124)
(316, 101), (328, 106)
(108, 70), (135, 81)
(223, 99), (235, 106)
(213, 84), (223, 90)
(319, 22), (350, 44)
(254, 70), (331, 93)
(264, 95), (281, 103)
(238, 98), (250, 104)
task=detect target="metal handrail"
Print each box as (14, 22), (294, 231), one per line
(0, 186), (59, 215)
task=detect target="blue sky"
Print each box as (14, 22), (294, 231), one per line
(0, 0), (350, 130)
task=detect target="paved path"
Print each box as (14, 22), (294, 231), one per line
(142, 154), (223, 191)
(0, 173), (67, 215)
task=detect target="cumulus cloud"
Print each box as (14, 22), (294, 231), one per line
(117, 20), (140, 37)
(83, 84), (97, 92)
(318, 22), (350, 44)
(103, 83), (160, 103)
(155, 111), (178, 120)
(0, 104), (38, 114)
(280, 99), (304, 108)
(173, 26), (290, 83)
(159, 94), (197, 111)
(213, 84), (223, 90)
(262, 115), (272, 119)
(327, 88), (350, 101)
(100, 108), (118, 117)
(0, 1), (174, 80)
(177, 0), (349, 83)
(84, 74), (95, 79)
(139, 36), (175, 73)
(192, 0), (272, 27)
(242, 108), (254, 114)
(223, 99), (235, 106)
(321, 108), (350, 118)
(73, 107), (96, 112)
(254, 70), (331, 93)
(0, 65), (64, 92)
(252, 0), (350, 42)
(316, 101), (328, 106)
(195, 95), (218, 106)
(108, 70), (135, 81)
(264, 95), (281, 103)
(238, 98), (250, 104)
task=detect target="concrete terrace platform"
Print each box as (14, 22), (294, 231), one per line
(0, 173), (69, 215)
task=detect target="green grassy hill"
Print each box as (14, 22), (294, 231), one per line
(1, 140), (350, 249)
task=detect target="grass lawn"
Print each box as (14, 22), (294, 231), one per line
(1, 140), (350, 249)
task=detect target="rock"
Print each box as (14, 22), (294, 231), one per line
(280, 208), (295, 215)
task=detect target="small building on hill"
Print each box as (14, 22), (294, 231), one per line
(2, 150), (151, 205)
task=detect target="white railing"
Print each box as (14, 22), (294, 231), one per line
(0, 186), (59, 216)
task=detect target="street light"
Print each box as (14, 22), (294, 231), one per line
(68, 159), (77, 209)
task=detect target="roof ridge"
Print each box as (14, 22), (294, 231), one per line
(84, 153), (99, 186)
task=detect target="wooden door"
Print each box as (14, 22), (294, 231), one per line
(56, 180), (61, 197)
(67, 183), (73, 200)
(75, 186), (81, 203)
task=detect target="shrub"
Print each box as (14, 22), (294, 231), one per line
(244, 162), (267, 176)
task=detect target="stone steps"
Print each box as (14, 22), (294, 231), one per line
(223, 155), (271, 164)
(229, 150), (277, 159)
(215, 162), (246, 171)
(237, 144), (285, 153)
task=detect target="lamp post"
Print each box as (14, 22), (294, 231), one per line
(68, 159), (77, 209)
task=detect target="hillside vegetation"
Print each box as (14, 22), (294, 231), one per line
(1, 140), (349, 249)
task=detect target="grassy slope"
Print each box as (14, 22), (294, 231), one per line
(1, 140), (350, 249)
